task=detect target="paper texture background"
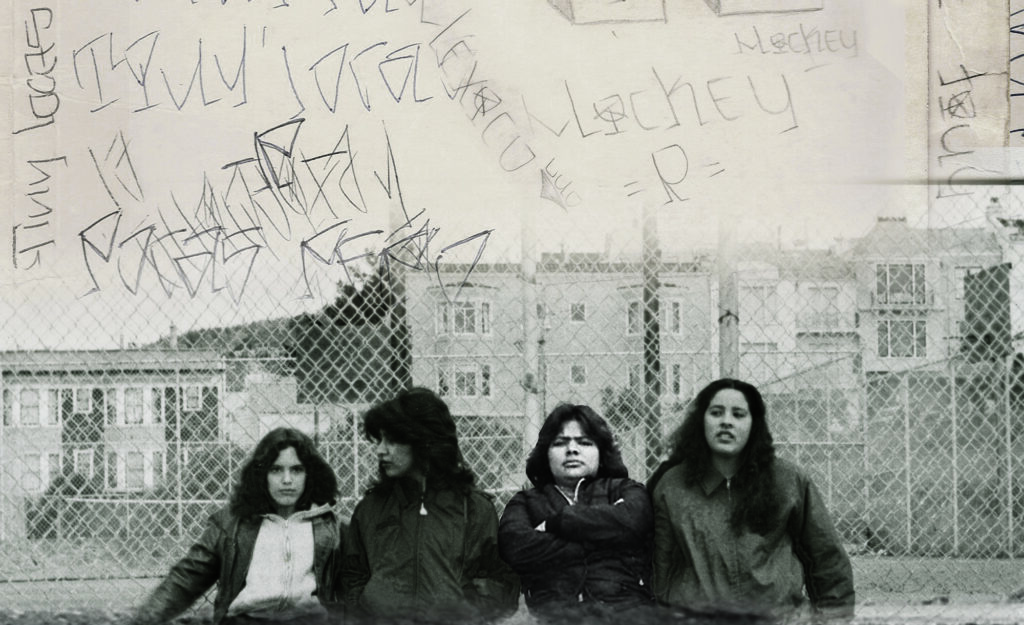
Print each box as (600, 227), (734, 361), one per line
(0, 0), (1012, 347)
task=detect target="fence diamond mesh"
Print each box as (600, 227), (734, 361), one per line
(2, 186), (1024, 621)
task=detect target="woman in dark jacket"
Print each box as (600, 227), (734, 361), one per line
(133, 428), (343, 625)
(341, 387), (519, 623)
(648, 378), (854, 622)
(498, 404), (655, 622)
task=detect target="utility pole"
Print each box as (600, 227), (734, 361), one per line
(521, 198), (544, 455)
(718, 211), (740, 378)
(642, 200), (662, 475)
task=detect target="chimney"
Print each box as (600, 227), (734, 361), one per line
(169, 324), (178, 350)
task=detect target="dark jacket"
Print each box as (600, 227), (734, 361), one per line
(342, 479), (520, 622)
(651, 458), (854, 620)
(497, 477), (655, 616)
(134, 504), (344, 624)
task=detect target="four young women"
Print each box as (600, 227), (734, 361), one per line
(137, 379), (854, 623)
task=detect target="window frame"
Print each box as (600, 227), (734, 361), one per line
(73, 388), (92, 414)
(878, 318), (927, 358)
(876, 263), (926, 305)
(570, 364), (587, 386)
(19, 388), (40, 427)
(570, 302), (587, 323)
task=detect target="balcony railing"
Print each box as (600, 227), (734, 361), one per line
(869, 291), (936, 309)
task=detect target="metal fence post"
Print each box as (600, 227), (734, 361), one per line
(1005, 353), (1014, 556)
(902, 373), (911, 554)
(717, 211), (739, 379)
(521, 200), (542, 456)
(950, 361), (959, 556)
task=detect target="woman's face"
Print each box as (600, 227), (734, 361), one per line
(548, 419), (600, 489)
(267, 446), (306, 518)
(703, 389), (753, 460)
(375, 433), (418, 479)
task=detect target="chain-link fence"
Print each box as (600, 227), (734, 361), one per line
(3, 186), (1024, 620)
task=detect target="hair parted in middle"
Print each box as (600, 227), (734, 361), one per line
(362, 386), (476, 494)
(230, 427), (338, 519)
(647, 378), (779, 535)
(525, 403), (629, 488)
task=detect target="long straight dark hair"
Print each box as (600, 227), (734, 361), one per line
(648, 378), (779, 534)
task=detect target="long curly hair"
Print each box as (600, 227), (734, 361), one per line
(229, 427), (338, 519)
(525, 404), (629, 488)
(362, 387), (476, 495)
(647, 378), (778, 535)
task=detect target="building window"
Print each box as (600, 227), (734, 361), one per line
(24, 453), (43, 493)
(954, 266), (982, 300)
(570, 364), (587, 386)
(571, 302), (587, 322)
(2, 389), (11, 426)
(20, 389), (40, 426)
(74, 449), (94, 479)
(436, 302), (449, 335)
(536, 303), (551, 329)
(153, 451), (164, 484)
(106, 452), (117, 490)
(740, 285), (777, 327)
(454, 368), (477, 397)
(104, 388), (117, 425)
(878, 319), (927, 358)
(47, 452), (61, 487)
(438, 301), (492, 335)
(126, 452), (145, 490)
(668, 363), (683, 396)
(628, 364), (642, 389)
(802, 286), (840, 328)
(151, 388), (164, 424)
(627, 301), (642, 335)
(125, 388), (144, 424)
(876, 263), (926, 305)
(480, 364), (491, 397)
(46, 389), (60, 426)
(666, 300), (682, 335)
(440, 365), (491, 397)
(73, 388), (92, 414)
(437, 370), (449, 397)
(183, 386), (202, 412)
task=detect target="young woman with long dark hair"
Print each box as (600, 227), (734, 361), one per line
(134, 428), (343, 625)
(341, 387), (519, 622)
(648, 378), (854, 622)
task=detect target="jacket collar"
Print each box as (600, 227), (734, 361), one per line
(700, 465), (729, 496)
(262, 502), (334, 522)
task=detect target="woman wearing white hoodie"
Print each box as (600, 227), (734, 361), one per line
(133, 427), (344, 625)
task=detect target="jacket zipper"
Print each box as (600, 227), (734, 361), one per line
(414, 485), (423, 606)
